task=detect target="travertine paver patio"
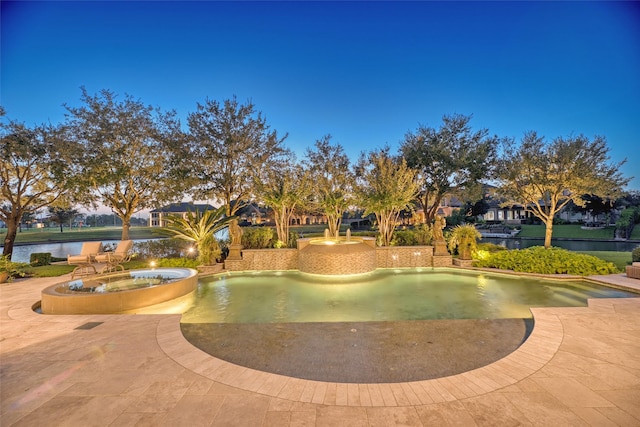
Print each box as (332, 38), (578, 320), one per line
(1, 273), (639, 426)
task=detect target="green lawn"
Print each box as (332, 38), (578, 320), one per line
(577, 251), (632, 271)
(4, 226), (165, 244)
(518, 224), (616, 239)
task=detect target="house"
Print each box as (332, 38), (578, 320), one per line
(149, 203), (216, 227)
(482, 198), (529, 224)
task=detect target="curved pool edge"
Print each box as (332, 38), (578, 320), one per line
(40, 268), (198, 315)
(157, 308), (564, 406)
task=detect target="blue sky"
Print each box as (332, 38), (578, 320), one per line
(2, 1), (639, 190)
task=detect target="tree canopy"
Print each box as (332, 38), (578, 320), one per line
(400, 114), (498, 224)
(185, 96), (287, 218)
(1, 118), (69, 258)
(303, 135), (354, 238)
(254, 151), (311, 246)
(355, 147), (419, 246)
(497, 132), (630, 248)
(63, 88), (182, 240)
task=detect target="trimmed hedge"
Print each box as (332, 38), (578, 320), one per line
(30, 252), (52, 267)
(474, 246), (617, 276)
(632, 246), (640, 263)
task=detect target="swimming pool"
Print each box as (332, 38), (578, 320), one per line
(180, 268), (638, 324)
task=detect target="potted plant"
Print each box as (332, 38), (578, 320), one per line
(447, 224), (482, 262)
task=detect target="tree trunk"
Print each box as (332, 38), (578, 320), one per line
(327, 214), (341, 238)
(121, 216), (131, 241)
(2, 216), (20, 259)
(544, 219), (554, 249)
(60, 223), (64, 232)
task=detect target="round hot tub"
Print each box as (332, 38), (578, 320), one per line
(40, 268), (198, 314)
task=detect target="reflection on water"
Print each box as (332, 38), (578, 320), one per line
(5, 239), (159, 263)
(6, 241), (121, 263)
(181, 269), (637, 324)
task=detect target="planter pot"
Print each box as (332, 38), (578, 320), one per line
(0, 272), (9, 283)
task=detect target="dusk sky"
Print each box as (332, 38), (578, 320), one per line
(2, 1), (639, 190)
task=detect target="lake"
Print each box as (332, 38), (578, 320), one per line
(483, 237), (640, 252)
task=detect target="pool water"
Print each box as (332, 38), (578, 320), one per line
(181, 268), (637, 323)
(54, 268), (191, 294)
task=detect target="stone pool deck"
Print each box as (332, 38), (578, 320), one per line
(1, 273), (640, 426)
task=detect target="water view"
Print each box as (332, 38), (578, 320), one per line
(482, 237), (639, 252)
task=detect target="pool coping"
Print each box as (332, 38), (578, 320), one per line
(152, 270), (639, 407)
(6, 269), (639, 409)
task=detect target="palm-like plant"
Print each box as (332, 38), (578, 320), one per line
(447, 224), (482, 260)
(163, 206), (234, 265)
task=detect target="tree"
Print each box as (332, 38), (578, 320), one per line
(399, 114), (499, 224)
(497, 132), (630, 248)
(303, 135), (354, 238)
(63, 88), (182, 240)
(185, 96), (287, 241)
(569, 194), (616, 225)
(1, 118), (68, 258)
(48, 205), (79, 232)
(254, 151), (311, 246)
(462, 196), (490, 220)
(354, 147), (420, 246)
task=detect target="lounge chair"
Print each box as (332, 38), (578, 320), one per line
(68, 242), (103, 278)
(95, 240), (133, 273)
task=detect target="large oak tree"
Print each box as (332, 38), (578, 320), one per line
(1, 117), (69, 258)
(185, 97), (287, 240)
(497, 132), (630, 248)
(400, 114), (499, 224)
(63, 88), (182, 240)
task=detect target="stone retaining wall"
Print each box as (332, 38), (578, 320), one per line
(232, 249), (298, 271)
(376, 246), (434, 268)
(224, 245), (452, 272)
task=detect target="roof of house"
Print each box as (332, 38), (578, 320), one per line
(150, 202), (216, 213)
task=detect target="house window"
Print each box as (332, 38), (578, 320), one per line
(486, 211), (495, 221)
(498, 211), (504, 220)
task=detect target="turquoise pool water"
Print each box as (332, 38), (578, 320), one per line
(180, 268), (637, 323)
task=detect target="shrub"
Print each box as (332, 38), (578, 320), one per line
(0, 255), (28, 282)
(241, 227), (275, 249)
(477, 242), (508, 253)
(391, 224), (432, 246)
(156, 258), (200, 268)
(445, 211), (467, 227)
(134, 239), (191, 259)
(391, 229), (418, 246)
(632, 246), (640, 262)
(287, 230), (299, 248)
(124, 257), (200, 270)
(474, 246), (618, 275)
(30, 252), (52, 267)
